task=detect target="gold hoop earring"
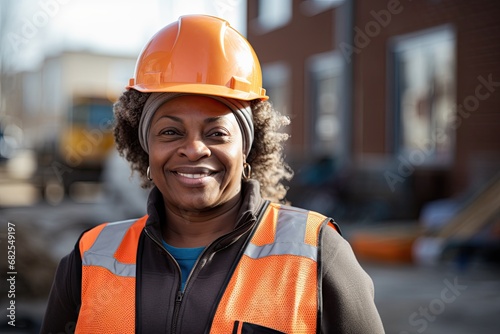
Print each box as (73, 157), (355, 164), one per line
(242, 162), (252, 180)
(147, 166), (152, 181)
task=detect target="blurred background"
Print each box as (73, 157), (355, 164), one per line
(0, 0), (499, 333)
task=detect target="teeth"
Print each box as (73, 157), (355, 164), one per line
(177, 172), (207, 179)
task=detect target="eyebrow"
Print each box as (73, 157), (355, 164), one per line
(157, 115), (226, 124)
(204, 116), (225, 124)
(157, 115), (182, 123)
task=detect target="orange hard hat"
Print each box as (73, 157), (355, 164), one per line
(127, 15), (268, 101)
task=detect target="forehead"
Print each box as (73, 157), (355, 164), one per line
(153, 95), (235, 120)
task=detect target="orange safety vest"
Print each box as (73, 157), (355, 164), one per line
(75, 203), (331, 333)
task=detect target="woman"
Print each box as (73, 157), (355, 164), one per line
(42, 15), (384, 333)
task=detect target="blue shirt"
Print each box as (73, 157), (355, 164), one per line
(162, 240), (205, 291)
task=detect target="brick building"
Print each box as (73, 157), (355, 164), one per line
(246, 0), (500, 221)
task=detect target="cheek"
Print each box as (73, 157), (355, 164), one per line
(217, 148), (244, 183)
(147, 144), (170, 172)
(226, 143), (244, 167)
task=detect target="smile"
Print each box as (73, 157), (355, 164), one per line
(176, 172), (211, 179)
(171, 169), (220, 186)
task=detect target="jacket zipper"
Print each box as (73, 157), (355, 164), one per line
(143, 210), (262, 334)
(143, 227), (214, 334)
(171, 290), (183, 333)
(171, 246), (211, 334)
(143, 227), (184, 333)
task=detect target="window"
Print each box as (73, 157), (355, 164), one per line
(262, 62), (291, 116)
(262, 62), (291, 151)
(307, 52), (345, 157)
(301, 0), (345, 16)
(71, 98), (113, 129)
(390, 25), (456, 165)
(255, 0), (292, 32)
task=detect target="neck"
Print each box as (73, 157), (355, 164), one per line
(162, 194), (242, 248)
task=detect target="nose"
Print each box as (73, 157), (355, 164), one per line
(177, 136), (211, 161)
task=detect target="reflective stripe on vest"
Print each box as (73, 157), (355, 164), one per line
(210, 203), (328, 334)
(243, 205), (318, 261)
(82, 219), (137, 277)
(75, 205), (329, 333)
(75, 216), (147, 334)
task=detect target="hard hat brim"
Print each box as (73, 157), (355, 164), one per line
(127, 82), (268, 101)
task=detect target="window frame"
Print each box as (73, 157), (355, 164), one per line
(388, 24), (456, 167)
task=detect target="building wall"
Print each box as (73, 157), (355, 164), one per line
(352, 0), (500, 200)
(19, 51), (135, 147)
(247, 0), (500, 220)
(247, 0), (337, 155)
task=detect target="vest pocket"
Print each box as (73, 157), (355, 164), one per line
(232, 321), (286, 334)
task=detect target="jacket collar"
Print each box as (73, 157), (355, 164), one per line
(144, 180), (266, 246)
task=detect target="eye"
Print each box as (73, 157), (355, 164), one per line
(160, 129), (180, 136)
(207, 126), (232, 139)
(208, 131), (227, 137)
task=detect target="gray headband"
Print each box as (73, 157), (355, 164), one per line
(138, 92), (254, 156)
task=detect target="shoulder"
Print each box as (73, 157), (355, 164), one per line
(269, 203), (341, 233)
(79, 216), (148, 255)
(319, 224), (385, 332)
(267, 203), (332, 223)
(320, 223), (353, 266)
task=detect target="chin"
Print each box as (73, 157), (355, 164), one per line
(175, 196), (220, 212)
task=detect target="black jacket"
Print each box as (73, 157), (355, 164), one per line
(41, 180), (385, 333)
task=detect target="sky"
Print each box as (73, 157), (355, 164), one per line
(3, 0), (246, 72)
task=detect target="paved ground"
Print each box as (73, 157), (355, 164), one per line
(365, 262), (500, 334)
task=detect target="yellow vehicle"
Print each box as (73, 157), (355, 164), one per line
(60, 97), (115, 169)
(35, 96), (115, 200)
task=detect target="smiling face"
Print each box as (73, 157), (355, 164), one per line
(147, 95), (245, 214)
